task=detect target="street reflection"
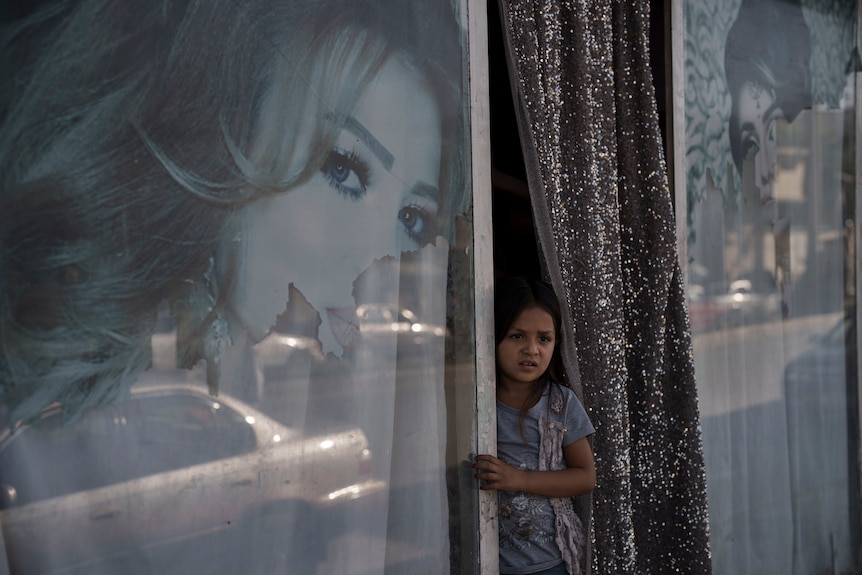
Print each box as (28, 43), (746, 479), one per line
(693, 312), (855, 573)
(0, 376), (386, 575)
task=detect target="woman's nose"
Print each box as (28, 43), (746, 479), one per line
(755, 149), (765, 181)
(754, 148), (775, 201)
(347, 221), (400, 269)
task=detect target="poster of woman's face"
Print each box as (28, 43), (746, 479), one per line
(684, 0), (856, 327)
(725, 0), (811, 205)
(0, 0), (468, 419)
(0, 1), (473, 572)
(232, 55), (446, 354)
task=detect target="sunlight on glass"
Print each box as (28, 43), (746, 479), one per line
(327, 485), (362, 501)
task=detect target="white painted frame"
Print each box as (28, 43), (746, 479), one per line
(465, 0), (498, 573)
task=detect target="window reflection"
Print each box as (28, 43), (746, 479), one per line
(684, 0), (859, 571)
(0, 0), (477, 573)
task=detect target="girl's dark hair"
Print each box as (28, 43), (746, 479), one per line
(724, 0), (812, 173)
(494, 277), (568, 419)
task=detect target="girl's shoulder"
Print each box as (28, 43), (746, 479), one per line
(547, 380), (577, 402)
(548, 382), (591, 421)
(545, 381), (570, 416)
(554, 383), (595, 438)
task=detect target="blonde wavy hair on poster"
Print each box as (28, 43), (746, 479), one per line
(0, 0), (466, 423)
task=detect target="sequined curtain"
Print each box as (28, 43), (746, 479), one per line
(496, 1), (712, 572)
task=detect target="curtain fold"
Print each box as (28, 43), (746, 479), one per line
(496, 1), (712, 572)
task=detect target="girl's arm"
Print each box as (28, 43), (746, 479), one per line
(473, 437), (595, 498)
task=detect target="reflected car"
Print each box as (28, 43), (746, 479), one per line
(713, 278), (782, 327)
(0, 381), (386, 574)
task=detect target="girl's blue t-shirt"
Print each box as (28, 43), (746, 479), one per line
(496, 385), (594, 575)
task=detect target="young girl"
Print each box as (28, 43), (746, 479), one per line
(474, 277), (595, 575)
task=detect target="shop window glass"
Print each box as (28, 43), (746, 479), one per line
(680, 0), (860, 572)
(0, 1), (484, 573)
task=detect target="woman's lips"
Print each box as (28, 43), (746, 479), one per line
(758, 180), (774, 205)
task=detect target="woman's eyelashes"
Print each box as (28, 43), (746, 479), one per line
(321, 147), (371, 200)
(742, 113), (781, 160)
(742, 136), (760, 159)
(321, 144), (438, 246)
(399, 202), (437, 244)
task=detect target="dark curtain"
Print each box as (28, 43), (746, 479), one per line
(496, 1), (712, 572)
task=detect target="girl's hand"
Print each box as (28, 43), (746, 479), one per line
(473, 438), (595, 498)
(473, 454), (524, 492)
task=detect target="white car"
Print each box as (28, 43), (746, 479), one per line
(0, 381), (385, 575)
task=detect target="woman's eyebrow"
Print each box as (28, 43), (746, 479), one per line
(410, 181), (441, 203)
(739, 102), (783, 136)
(333, 113), (394, 171)
(762, 101), (782, 122)
(739, 102), (784, 140)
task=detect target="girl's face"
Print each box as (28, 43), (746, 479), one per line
(496, 305), (556, 389)
(735, 80), (784, 206)
(230, 55), (443, 355)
